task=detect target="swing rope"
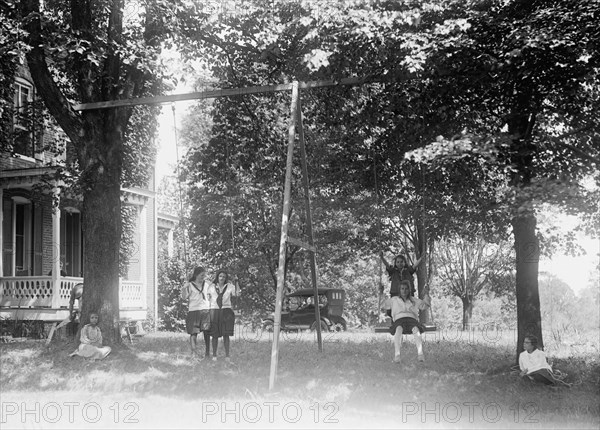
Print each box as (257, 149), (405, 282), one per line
(172, 103), (189, 272)
(420, 164), (436, 329)
(372, 147), (385, 321)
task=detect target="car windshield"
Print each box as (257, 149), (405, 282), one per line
(285, 296), (305, 311)
(286, 294), (328, 311)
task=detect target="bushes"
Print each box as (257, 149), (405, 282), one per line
(157, 257), (187, 332)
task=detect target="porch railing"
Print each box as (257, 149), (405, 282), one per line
(0, 276), (146, 310)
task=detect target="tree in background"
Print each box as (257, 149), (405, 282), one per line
(538, 272), (577, 342)
(435, 236), (513, 330)
(573, 273), (600, 333)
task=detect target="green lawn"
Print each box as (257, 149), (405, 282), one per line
(1, 328), (598, 429)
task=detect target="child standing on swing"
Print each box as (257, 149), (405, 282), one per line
(381, 280), (431, 363)
(379, 251), (425, 297)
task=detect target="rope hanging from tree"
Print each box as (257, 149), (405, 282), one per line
(172, 103), (189, 272)
(419, 164), (437, 331)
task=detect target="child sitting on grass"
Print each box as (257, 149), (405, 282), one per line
(69, 312), (112, 361)
(519, 335), (570, 387)
(381, 280), (431, 363)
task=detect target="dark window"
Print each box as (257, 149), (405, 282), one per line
(12, 81), (36, 158)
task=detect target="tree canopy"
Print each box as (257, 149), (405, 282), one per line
(176, 0), (599, 357)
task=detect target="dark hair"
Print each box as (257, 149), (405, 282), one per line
(213, 270), (229, 284)
(524, 335), (538, 350)
(394, 255), (407, 264)
(189, 266), (206, 282)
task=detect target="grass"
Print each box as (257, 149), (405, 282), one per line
(1, 327), (598, 429)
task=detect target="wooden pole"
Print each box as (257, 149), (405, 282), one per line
(73, 77), (369, 111)
(296, 94), (323, 352)
(269, 81), (299, 390)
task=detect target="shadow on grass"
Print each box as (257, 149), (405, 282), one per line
(1, 330), (598, 426)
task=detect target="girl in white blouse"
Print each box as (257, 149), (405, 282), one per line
(381, 280), (430, 363)
(519, 335), (571, 386)
(69, 312), (111, 361)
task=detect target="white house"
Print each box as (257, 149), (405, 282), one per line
(0, 65), (177, 329)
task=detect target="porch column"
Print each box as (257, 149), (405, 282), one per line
(153, 194), (159, 331)
(139, 204), (148, 305)
(167, 229), (174, 258)
(51, 188), (61, 308)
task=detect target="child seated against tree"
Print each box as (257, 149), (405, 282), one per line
(69, 312), (112, 361)
(381, 280), (431, 363)
(519, 335), (571, 387)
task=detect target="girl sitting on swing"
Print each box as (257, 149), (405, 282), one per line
(381, 280), (431, 363)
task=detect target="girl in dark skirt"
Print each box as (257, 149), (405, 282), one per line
(381, 280), (431, 363)
(209, 270), (239, 362)
(181, 267), (213, 359)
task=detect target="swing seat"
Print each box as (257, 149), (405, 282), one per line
(374, 317), (392, 333)
(422, 323), (437, 332)
(374, 319), (436, 333)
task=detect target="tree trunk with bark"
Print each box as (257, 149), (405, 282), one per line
(461, 294), (474, 331)
(78, 115), (125, 343)
(512, 214), (543, 359)
(508, 85), (544, 361)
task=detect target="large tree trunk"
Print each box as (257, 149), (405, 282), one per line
(79, 118), (124, 344)
(512, 214), (542, 360)
(461, 294), (474, 331)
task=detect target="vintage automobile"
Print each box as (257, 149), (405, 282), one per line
(262, 287), (347, 332)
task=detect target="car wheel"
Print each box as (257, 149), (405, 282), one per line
(332, 322), (346, 332)
(262, 320), (274, 332)
(310, 320), (329, 332)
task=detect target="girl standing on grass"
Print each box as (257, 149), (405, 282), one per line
(181, 266), (215, 360)
(381, 280), (430, 363)
(69, 312), (111, 361)
(209, 270), (239, 363)
(379, 251), (424, 297)
(519, 335), (571, 387)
